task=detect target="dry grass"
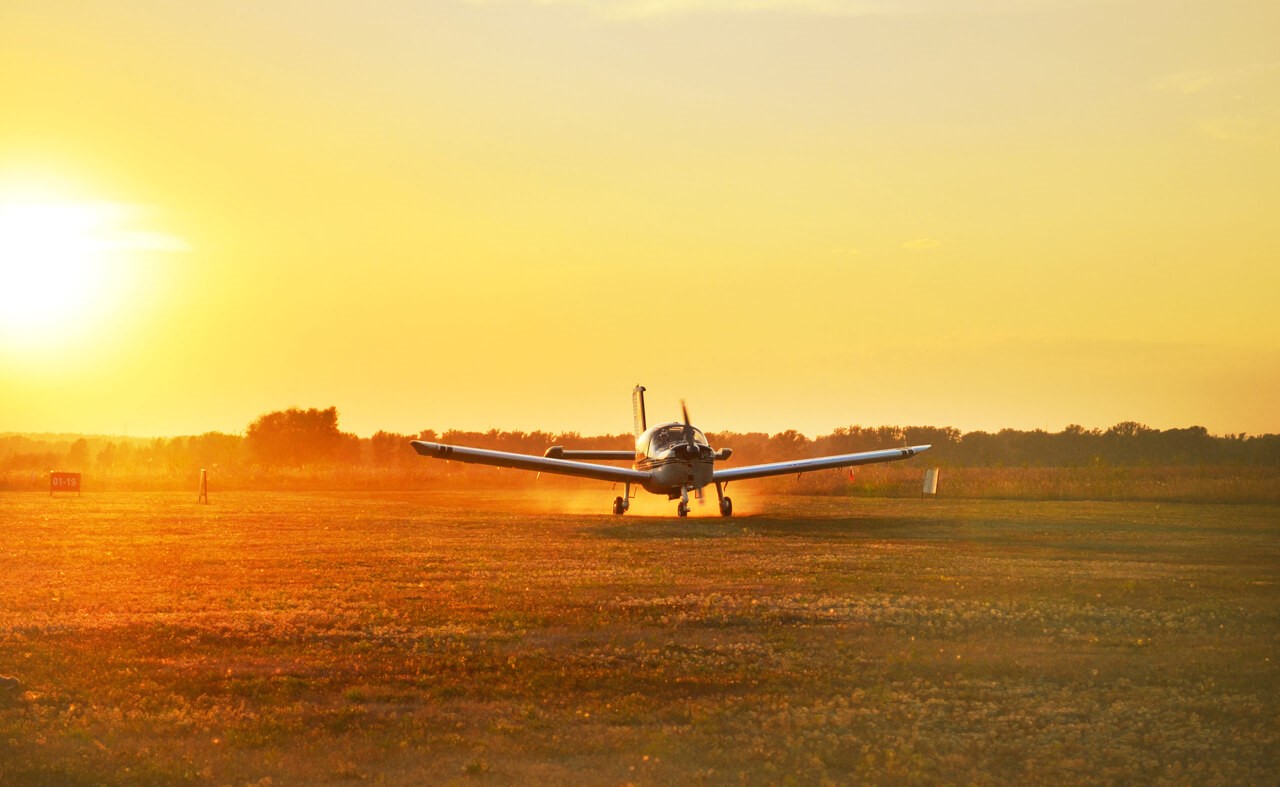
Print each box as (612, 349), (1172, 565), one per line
(796, 464), (1280, 503)
(8, 463), (1280, 505)
(1, 491), (1276, 785)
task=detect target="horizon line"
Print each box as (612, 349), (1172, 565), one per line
(3, 420), (1275, 443)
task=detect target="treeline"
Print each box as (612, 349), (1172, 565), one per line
(2, 408), (1278, 494)
(755, 422), (1280, 468)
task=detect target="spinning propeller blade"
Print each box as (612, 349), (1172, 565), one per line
(681, 400), (696, 449)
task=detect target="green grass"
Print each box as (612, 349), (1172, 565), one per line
(1, 491), (1276, 785)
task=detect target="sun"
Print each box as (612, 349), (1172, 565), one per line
(0, 197), (186, 350)
(0, 201), (113, 341)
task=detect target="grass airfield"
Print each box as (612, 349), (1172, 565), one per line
(1, 490), (1276, 785)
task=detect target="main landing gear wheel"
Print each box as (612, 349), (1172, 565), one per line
(677, 501), (690, 517)
(719, 497), (733, 517)
(612, 496), (627, 515)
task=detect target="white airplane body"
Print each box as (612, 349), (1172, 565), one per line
(412, 386), (930, 517)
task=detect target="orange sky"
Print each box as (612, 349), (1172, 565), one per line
(2, 1), (1278, 438)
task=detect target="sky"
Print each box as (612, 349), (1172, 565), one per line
(2, 0), (1278, 439)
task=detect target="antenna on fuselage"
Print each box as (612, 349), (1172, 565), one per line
(632, 385), (647, 438)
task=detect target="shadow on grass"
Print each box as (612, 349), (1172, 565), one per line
(582, 513), (1193, 555)
(586, 514), (954, 542)
(577, 504), (1242, 564)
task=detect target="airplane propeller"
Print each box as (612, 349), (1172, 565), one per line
(680, 400), (703, 458)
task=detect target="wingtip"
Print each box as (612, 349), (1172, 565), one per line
(410, 440), (437, 456)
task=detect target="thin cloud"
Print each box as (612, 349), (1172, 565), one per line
(463, 0), (1118, 20)
(902, 238), (942, 251)
(1153, 62), (1280, 96)
(100, 230), (192, 253)
(0, 200), (191, 255)
(1197, 116), (1279, 146)
(92, 202), (192, 254)
(1153, 71), (1216, 96)
(1152, 63), (1280, 145)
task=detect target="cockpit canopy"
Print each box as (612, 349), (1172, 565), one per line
(641, 423), (710, 455)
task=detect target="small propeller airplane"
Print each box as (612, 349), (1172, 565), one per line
(411, 386), (931, 517)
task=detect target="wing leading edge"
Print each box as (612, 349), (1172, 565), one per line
(712, 445), (931, 483)
(411, 441), (651, 485)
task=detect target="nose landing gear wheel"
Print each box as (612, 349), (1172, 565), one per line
(719, 497), (733, 517)
(612, 496), (627, 515)
(677, 501), (690, 517)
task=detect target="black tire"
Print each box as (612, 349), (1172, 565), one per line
(720, 497), (733, 517)
(677, 502), (689, 517)
(613, 496), (626, 515)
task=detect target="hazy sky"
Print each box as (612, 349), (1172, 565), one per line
(2, 0), (1277, 438)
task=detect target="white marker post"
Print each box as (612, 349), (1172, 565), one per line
(922, 468), (939, 498)
(198, 469), (209, 504)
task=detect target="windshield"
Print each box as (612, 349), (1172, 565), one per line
(650, 424), (708, 452)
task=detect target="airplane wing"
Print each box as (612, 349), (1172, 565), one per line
(712, 445), (931, 483)
(411, 441), (651, 484)
(543, 447), (635, 461)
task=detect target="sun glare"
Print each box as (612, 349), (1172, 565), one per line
(0, 197), (186, 350)
(0, 202), (110, 339)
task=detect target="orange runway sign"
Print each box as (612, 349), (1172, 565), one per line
(50, 472), (81, 496)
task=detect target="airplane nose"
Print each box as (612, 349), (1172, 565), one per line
(677, 443), (710, 460)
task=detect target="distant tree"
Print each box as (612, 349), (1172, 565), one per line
(246, 406), (352, 465)
(1056, 424), (1102, 466)
(67, 438), (89, 469)
(1106, 421), (1154, 439)
(873, 426), (906, 447)
(187, 432), (244, 469)
(96, 442), (118, 470)
(371, 431), (412, 466)
(767, 430), (811, 459)
(708, 432), (770, 466)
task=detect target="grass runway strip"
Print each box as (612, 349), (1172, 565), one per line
(1, 492), (1276, 785)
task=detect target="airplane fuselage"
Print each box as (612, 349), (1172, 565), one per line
(634, 421), (715, 497)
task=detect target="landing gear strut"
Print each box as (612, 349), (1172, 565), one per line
(612, 483), (631, 515)
(715, 481), (733, 518)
